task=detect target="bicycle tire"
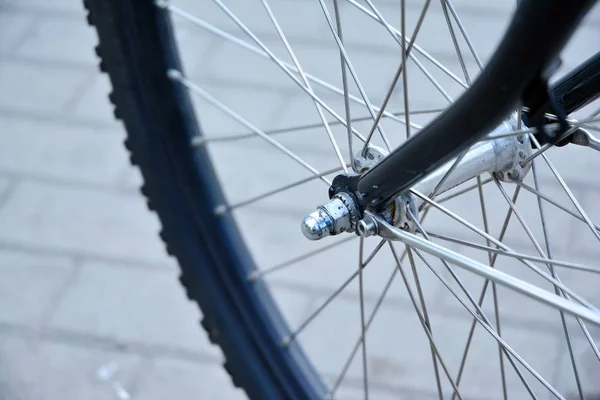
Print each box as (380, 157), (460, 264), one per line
(84, 1), (324, 398)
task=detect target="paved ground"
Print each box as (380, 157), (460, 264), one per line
(0, 0), (600, 399)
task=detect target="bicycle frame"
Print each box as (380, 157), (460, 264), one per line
(348, 0), (598, 209)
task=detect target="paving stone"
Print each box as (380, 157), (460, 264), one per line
(0, 13), (36, 55)
(0, 118), (128, 186)
(135, 357), (246, 400)
(0, 249), (74, 326)
(0, 181), (171, 265)
(0, 335), (142, 400)
(15, 17), (98, 65)
(48, 261), (219, 357)
(3, 0), (86, 15)
(116, 163), (145, 191)
(70, 72), (120, 124)
(569, 187), (600, 259)
(298, 294), (560, 398)
(0, 60), (90, 114)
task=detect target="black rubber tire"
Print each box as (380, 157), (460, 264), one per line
(84, 1), (326, 399)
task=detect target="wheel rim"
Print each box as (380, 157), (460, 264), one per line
(158, 0), (600, 398)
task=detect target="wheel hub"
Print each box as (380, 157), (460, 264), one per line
(301, 120), (533, 241)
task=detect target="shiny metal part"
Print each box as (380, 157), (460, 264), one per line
(414, 122), (531, 200)
(357, 215), (378, 237)
(392, 193), (418, 232)
(302, 121), (531, 240)
(352, 144), (386, 173)
(570, 128), (600, 151)
(301, 192), (360, 240)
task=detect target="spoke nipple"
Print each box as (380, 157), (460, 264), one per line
(191, 135), (207, 146)
(357, 216), (378, 237)
(280, 335), (292, 347)
(167, 69), (182, 80)
(214, 204), (228, 215)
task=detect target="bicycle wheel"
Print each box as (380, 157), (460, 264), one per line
(85, 0), (600, 398)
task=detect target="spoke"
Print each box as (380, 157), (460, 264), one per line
(408, 208), (535, 398)
(332, 0), (355, 169)
(360, 0), (432, 150)
(379, 213), (600, 321)
(448, 186), (538, 400)
(164, 2), (372, 144)
(248, 235), (356, 281)
(522, 107), (600, 163)
(440, 0), (471, 85)
(346, 0), (467, 92)
(221, 164), (348, 213)
(516, 181), (600, 233)
(411, 191), (599, 311)
(282, 239), (386, 345)
(389, 243), (463, 400)
(358, 0), (454, 103)
(495, 176), (600, 373)
(422, 150), (469, 208)
(474, 178), (508, 398)
(476, 118), (600, 142)
(317, 0), (393, 151)
(328, 248), (412, 398)
(405, 245), (444, 399)
(529, 134), (600, 245)
(426, 232), (600, 274)
(386, 214), (588, 398)
(531, 162), (584, 400)
(168, 70), (331, 185)
(434, 176), (494, 204)
(442, 0), (484, 69)
(419, 147), (477, 213)
(358, 238), (369, 399)
(261, 0), (347, 172)
(521, 126), (581, 164)
(407, 246), (558, 399)
(195, 109), (444, 145)
(168, 4), (422, 131)
(492, 179), (555, 263)
(400, 0), (413, 139)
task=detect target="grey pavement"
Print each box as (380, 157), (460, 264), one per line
(0, 0), (600, 399)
